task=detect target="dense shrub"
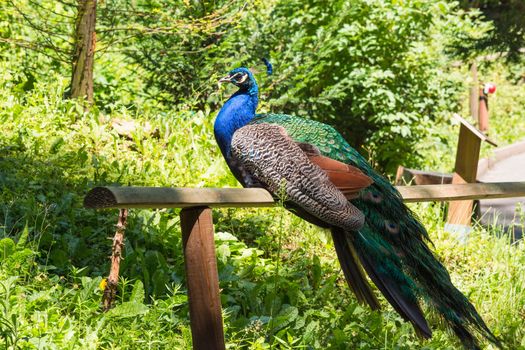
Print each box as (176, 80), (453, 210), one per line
(1, 0), (488, 172)
(254, 0), (484, 171)
(459, 0), (525, 61)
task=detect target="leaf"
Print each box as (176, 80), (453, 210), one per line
(16, 223), (29, 248)
(216, 244), (231, 265)
(271, 305), (299, 331)
(130, 280), (145, 303)
(215, 231), (238, 241)
(49, 137), (64, 154)
(152, 269), (169, 296)
(0, 238), (16, 260)
(106, 301), (149, 319)
(303, 320), (319, 344)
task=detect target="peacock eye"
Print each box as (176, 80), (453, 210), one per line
(232, 73), (247, 83)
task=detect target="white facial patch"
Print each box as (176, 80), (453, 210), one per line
(237, 74), (248, 83)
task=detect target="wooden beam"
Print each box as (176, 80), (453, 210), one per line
(84, 183), (525, 209)
(84, 187), (275, 208)
(399, 182), (525, 202)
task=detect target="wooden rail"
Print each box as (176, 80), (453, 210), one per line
(84, 182), (525, 209)
(84, 182), (525, 350)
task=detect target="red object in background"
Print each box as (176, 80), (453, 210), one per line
(483, 82), (496, 95)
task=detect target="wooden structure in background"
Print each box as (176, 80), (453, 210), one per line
(395, 167), (452, 186)
(470, 61), (494, 133)
(396, 62), (497, 233)
(478, 89), (489, 133)
(84, 182), (525, 350)
(446, 114), (497, 232)
(469, 63), (479, 125)
(478, 88), (490, 133)
(469, 61), (490, 133)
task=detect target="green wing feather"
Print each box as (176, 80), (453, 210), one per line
(251, 113), (501, 349)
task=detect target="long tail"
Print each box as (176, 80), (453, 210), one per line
(333, 227), (432, 339)
(352, 173), (502, 349)
(331, 228), (380, 310)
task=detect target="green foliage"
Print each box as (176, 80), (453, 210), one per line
(0, 0), (489, 172)
(95, 0), (250, 107)
(96, 0), (486, 172)
(1, 62), (524, 347)
(1, 0), (525, 348)
(0, 0), (75, 73)
(256, 0), (484, 172)
(459, 0), (525, 61)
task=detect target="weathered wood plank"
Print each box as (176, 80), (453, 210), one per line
(399, 182), (525, 202)
(180, 207), (225, 350)
(83, 186), (276, 208)
(84, 183), (525, 209)
(447, 174), (474, 226)
(447, 117), (483, 227)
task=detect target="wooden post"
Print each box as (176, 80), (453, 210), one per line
(469, 62), (479, 123)
(180, 207), (225, 350)
(446, 115), (496, 235)
(478, 89), (489, 133)
(447, 123), (481, 230)
(102, 208), (128, 311)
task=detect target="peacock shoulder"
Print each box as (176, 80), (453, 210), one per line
(251, 113), (369, 169)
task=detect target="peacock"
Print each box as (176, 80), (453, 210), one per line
(214, 61), (501, 349)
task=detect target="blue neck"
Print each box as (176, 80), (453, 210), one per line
(214, 86), (259, 159)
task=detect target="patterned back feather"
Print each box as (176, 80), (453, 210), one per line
(231, 123), (365, 230)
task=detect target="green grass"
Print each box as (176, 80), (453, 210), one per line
(1, 59), (525, 349)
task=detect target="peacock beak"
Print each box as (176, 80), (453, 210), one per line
(218, 75), (233, 84)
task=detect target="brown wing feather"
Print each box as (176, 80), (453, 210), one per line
(308, 155), (373, 199)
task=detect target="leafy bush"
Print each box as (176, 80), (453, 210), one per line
(1, 0), (488, 172)
(459, 0), (525, 61)
(254, 0), (485, 172)
(107, 0), (485, 172)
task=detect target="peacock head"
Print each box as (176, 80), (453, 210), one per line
(219, 67), (257, 93)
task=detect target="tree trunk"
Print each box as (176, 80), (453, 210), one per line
(70, 0), (97, 103)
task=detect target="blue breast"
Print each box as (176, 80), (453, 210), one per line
(214, 92), (258, 160)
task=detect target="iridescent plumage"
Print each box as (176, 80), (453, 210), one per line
(215, 67), (501, 349)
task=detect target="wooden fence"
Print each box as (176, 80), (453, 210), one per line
(84, 182), (525, 350)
